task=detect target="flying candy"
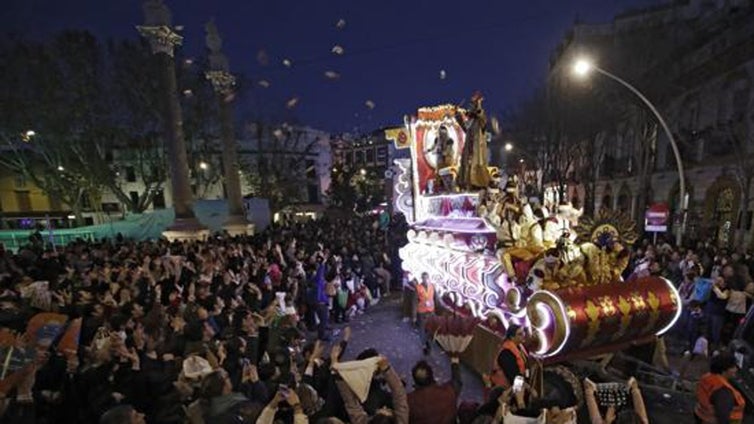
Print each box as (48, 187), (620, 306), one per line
(365, 100), (375, 110)
(440, 69), (446, 80)
(336, 19), (346, 29)
(331, 45), (345, 55)
(286, 97), (300, 109)
(258, 80), (271, 88)
(282, 58), (292, 68)
(324, 71), (340, 80)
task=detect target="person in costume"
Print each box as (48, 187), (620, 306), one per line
(456, 92), (490, 189)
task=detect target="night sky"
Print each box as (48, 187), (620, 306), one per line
(4, 0), (661, 133)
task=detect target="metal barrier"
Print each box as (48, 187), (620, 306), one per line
(0, 230), (96, 252)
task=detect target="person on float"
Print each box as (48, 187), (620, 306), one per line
(488, 324), (530, 390)
(530, 207), (558, 251)
(554, 201), (576, 241)
(455, 91), (490, 189)
(414, 272), (438, 355)
(694, 353), (746, 424)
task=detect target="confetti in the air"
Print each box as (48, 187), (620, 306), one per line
(273, 129), (284, 139)
(336, 18), (346, 29)
(324, 70), (340, 80)
(224, 93), (235, 103)
(286, 97), (300, 109)
(282, 58), (293, 68)
(257, 50), (269, 66)
(331, 45), (345, 55)
(490, 116), (501, 135)
(175, 25), (184, 31)
(365, 100), (375, 109)
(182, 89), (193, 97)
(440, 69), (446, 80)
(258, 80), (271, 88)
(184, 58), (193, 65)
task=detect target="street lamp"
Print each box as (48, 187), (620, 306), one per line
(504, 142), (513, 152)
(360, 168), (367, 176)
(199, 161), (209, 170)
(572, 57), (686, 247)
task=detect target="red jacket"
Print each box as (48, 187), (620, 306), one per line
(408, 382), (457, 424)
(407, 362), (462, 424)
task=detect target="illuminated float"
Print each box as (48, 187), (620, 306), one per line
(393, 98), (682, 365)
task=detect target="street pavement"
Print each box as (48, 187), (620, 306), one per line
(329, 293), (704, 422)
(332, 293), (485, 401)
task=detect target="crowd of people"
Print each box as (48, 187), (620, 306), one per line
(0, 214), (420, 424)
(0, 207), (752, 424)
(624, 237), (754, 356)
(622, 236), (753, 424)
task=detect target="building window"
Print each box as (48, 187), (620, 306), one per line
(129, 191), (139, 206)
(81, 193), (92, 210)
(731, 84), (750, 122)
(377, 146), (388, 164)
(355, 150), (365, 164)
(307, 184), (319, 203)
(49, 194), (62, 211)
(306, 159), (316, 179)
(153, 189), (166, 209)
(366, 148), (375, 164)
(101, 203), (120, 213)
(15, 191), (31, 212)
(126, 166), (136, 182)
(14, 174), (26, 188)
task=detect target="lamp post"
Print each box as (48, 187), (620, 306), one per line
(205, 19), (254, 236)
(137, 0), (207, 241)
(573, 59), (686, 247)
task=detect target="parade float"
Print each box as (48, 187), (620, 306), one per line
(391, 95), (683, 374)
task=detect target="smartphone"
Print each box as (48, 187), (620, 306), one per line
(512, 376), (524, 392)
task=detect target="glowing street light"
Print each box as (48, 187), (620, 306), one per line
(519, 159), (524, 163)
(572, 57), (686, 246)
(22, 130), (36, 142)
(360, 168), (367, 175)
(504, 142), (513, 152)
(199, 161), (209, 170)
(57, 165), (64, 171)
(572, 59), (593, 77)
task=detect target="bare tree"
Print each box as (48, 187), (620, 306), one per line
(242, 121), (319, 213)
(625, 106), (658, 226)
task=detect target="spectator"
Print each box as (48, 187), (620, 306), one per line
(694, 353), (746, 424)
(407, 355), (462, 424)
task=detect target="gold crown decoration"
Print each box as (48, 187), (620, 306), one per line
(417, 104), (465, 122)
(574, 209), (638, 247)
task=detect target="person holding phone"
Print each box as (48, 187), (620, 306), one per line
(488, 324), (530, 390)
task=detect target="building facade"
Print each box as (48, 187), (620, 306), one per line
(548, 0), (754, 247)
(0, 125), (332, 229)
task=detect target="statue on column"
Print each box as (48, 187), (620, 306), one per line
(205, 19), (229, 72)
(456, 92), (490, 190)
(142, 0), (171, 26)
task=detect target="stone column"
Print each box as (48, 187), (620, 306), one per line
(205, 20), (254, 236)
(137, 0), (208, 241)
